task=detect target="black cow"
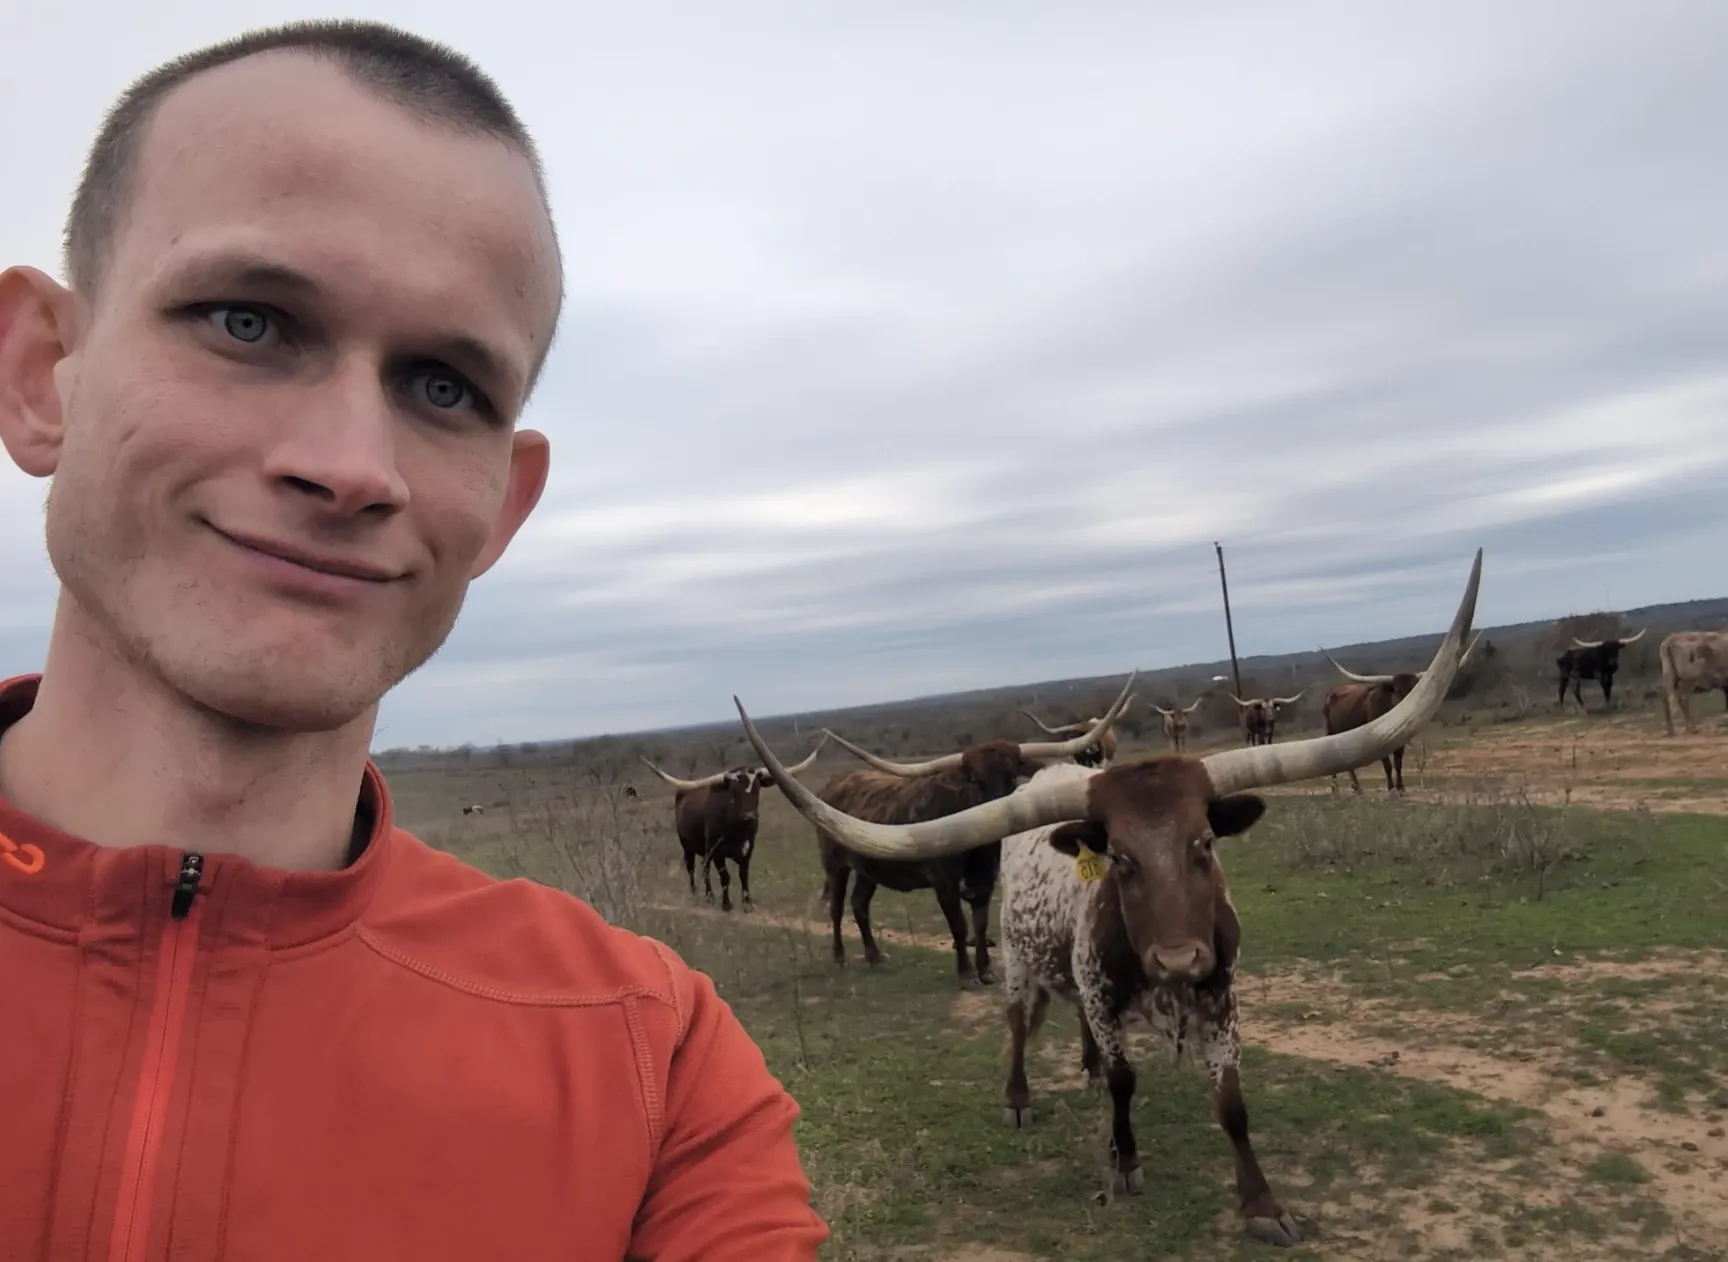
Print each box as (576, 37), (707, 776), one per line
(1556, 628), (1646, 709)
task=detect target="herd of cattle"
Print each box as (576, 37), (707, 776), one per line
(618, 554), (1727, 1247)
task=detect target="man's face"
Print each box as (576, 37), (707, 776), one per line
(4, 52), (558, 731)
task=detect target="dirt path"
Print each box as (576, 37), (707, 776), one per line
(1240, 961), (1728, 1253)
(1257, 712), (1728, 815)
(642, 899), (962, 954)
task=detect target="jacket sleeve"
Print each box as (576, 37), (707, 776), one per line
(627, 950), (830, 1260)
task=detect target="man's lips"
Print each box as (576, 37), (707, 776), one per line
(211, 525), (405, 583)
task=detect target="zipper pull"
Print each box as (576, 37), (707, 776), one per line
(170, 852), (204, 919)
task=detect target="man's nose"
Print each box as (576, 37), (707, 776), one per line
(262, 364), (410, 516)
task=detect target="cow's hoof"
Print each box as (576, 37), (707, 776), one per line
(976, 969), (998, 986)
(1001, 1106), (1034, 1128)
(866, 954), (888, 967)
(1245, 1213), (1303, 1246)
(741, 900), (755, 913)
(1111, 1165), (1144, 1195)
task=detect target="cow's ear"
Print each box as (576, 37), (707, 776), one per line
(1207, 794), (1266, 838)
(1046, 821), (1108, 856)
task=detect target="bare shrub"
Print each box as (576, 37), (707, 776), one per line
(1273, 779), (1657, 900)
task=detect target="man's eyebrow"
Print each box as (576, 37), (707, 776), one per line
(164, 250), (529, 404)
(167, 252), (325, 298)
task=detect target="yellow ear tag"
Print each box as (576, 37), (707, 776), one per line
(1074, 850), (1108, 882)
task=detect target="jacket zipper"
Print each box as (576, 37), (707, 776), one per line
(108, 852), (205, 1262)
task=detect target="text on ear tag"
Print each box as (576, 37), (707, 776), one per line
(1074, 850), (1107, 882)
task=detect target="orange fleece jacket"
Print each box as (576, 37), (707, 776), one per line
(0, 674), (829, 1261)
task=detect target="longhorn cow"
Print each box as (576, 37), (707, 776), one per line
(1228, 690), (1306, 746)
(1018, 699), (1131, 768)
(736, 549), (1482, 1248)
(1659, 630), (1728, 735)
(1318, 631), (1480, 793)
(1151, 698), (1204, 753)
(1556, 627), (1645, 709)
(811, 679), (1135, 987)
(640, 736), (827, 912)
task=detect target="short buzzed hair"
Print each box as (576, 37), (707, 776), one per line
(64, 19), (562, 311)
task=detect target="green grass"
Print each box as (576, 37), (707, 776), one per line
(405, 763), (1728, 1259)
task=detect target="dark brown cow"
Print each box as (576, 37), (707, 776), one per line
(743, 549), (1486, 1237)
(815, 677), (1135, 987)
(737, 549), (1482, 1248)
(1228, 690), (1305, 746)
(640, 737), (826, 911)
(1151, 697), (1204, 752)
(1018, 700), (1130, 768)
(1556, 627), (1646, 710)
(1319, 631), (1480, 793)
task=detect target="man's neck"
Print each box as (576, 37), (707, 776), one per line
(0, 613), (376, 874)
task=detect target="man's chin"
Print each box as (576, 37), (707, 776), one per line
(163, 656), (392, 736)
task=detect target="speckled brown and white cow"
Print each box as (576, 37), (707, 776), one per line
(736, 549), (1484, 1249)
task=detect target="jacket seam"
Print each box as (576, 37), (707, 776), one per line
(647, 938), (692, 1040)
(621, 995), (665, 1158)
(355, 925), (676, 1008)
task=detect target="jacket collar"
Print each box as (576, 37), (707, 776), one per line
(0, 673), (398, 949)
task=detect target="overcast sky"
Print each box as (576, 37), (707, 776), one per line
(3, 1), (1726, 749)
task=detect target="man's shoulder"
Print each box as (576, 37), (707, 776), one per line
(360, 826), (696, 1025)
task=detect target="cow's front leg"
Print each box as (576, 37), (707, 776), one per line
(1074, 988), (1141, 1194)
(1001, 961), (1048, 1127)
(1202, 992), (1302, 1246)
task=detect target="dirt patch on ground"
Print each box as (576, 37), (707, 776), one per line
(1243, 963), (1728, 1252)
(1509, 946), (1728, 986)
(1258, 710), (1728, 815)
(643, 899), (962, 954)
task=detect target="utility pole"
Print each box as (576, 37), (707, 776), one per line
(1215, 541), (1244, 699)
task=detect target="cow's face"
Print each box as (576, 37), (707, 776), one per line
(1045, 760), (1265, 985)
(718, 768), (766, 824)
(960, 741), (1044, 798)
(1390, 673), (1420, 702)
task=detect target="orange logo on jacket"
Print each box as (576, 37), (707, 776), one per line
(0, 832), (44, 876)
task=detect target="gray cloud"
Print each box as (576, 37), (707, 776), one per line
(4, 1), (1727, 747)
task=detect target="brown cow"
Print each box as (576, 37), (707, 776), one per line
(814, 677), (1135, 987)
(739, 550), (1483, 1247)
(1318, 631), (1480, 793)
(1151, 697), (1204, 752)
(640, 737), (826, 911)
(1228, 690), (1306, 746)
(1017, 698), (1132, 768)
(1659, 629), (1728, 735)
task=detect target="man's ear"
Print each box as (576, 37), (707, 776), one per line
(1207, 794), (1266, 838)
(0, 266), (79, 478)
(1046, 820), (1108, 857)
(470, 428), (551, 578)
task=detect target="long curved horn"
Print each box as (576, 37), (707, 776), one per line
(1182, 697), (1205, 714)
(1270, 688), (1309, 706)
(1619, 627), (1647, 646)
(1227, 693), (1254, 708)
(1320, 648), (1394, 685)
(1571, 637), (1603, 649)
(735, 699), (1095, 860)
(1202, 549), (1481, 797)
(1018, 709), (1081, 737)
(740, 552), (1481, 861)
(1015, 678), (1136, 760)
(640, 758), (726, 791)
(775, 734), (828, 776)
(822, 729), (963, 778)
(1151, 703), (1175, 717)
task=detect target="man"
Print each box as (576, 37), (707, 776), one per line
(0, 19), (828, 1261)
